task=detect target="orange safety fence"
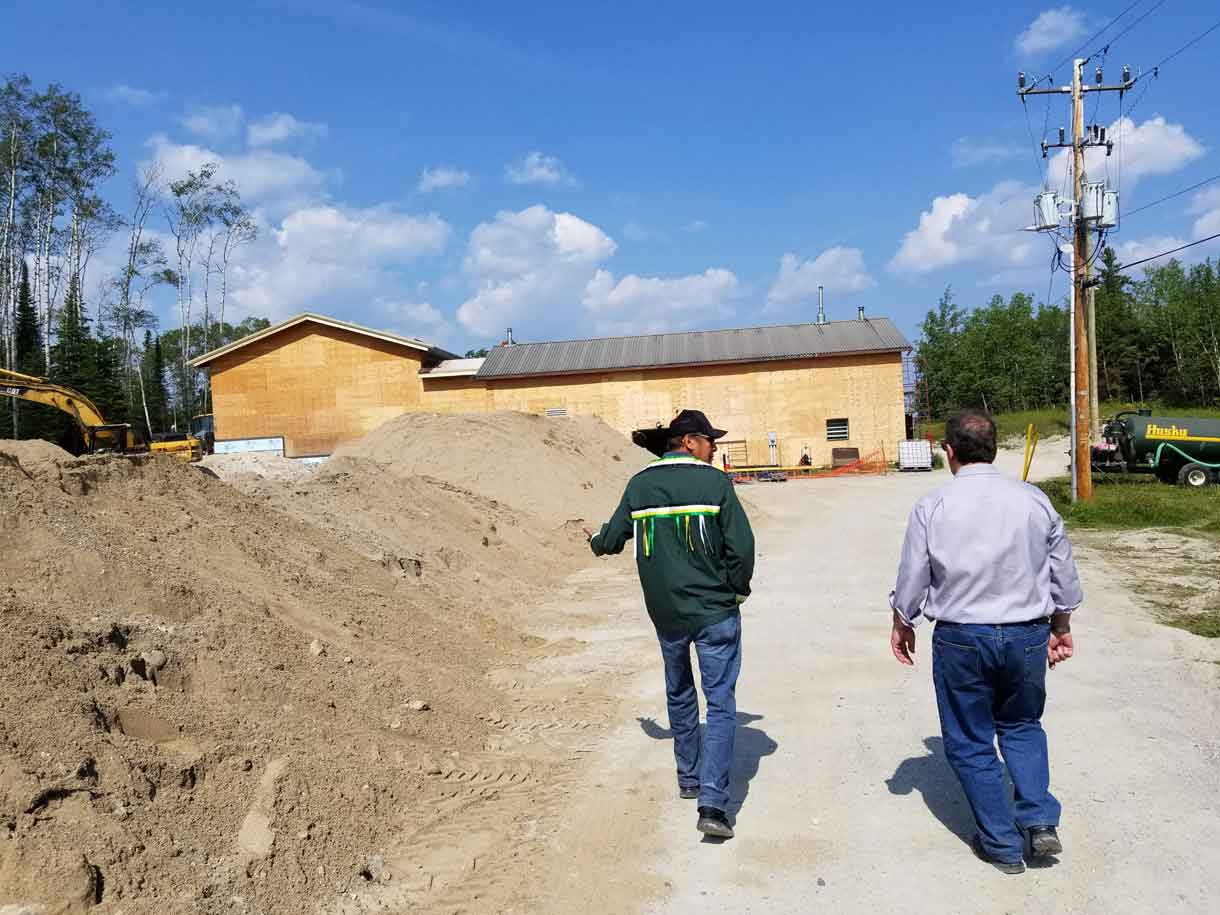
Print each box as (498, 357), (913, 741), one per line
(729, 446), (889, 484)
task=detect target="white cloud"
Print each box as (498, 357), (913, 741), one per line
(378, 299), (452, 340)
(684, 219), (709, 233)
(950, 138), (1022, 168)
(247, 112), (328, 147)
(456, 204), (614, 335)
(505, 150), (577, 186)
(180, 104), (245, 142)
(890, 180), (1040, 275)
(146, 133), (327, 215)
(226, 205), (450, 321)
(582, 267), (738, 335)
(1048, 116), (1204, 189)
(1188, 186), (1220, 239)
(767, 247), (875, 306)
(1014, 7), (1087, 57)
(453, 204), (737, 338)
(1189, 186), (1220, 216)
(892, 116), (1205, 278)
(1117, 186), (1220, 269)
(418, 165), (472, 192)
(622, 220), (670, 243)
(275, 205), (449, 261)
(1115, 235), (1188, 269)
(105, 84), (164, 106)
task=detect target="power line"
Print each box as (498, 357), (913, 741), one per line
(1091, 0), (1167, 59)
(1125, 174), (1220, 218)
(1051, 0), (1146, 73)
(1149, 16), (1220, 70)
(1103, 231), (1220, 277)
(1021, 98), (1049, 186)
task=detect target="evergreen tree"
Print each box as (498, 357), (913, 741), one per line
(139, 330), (170, 435)
(14, 263), (42, 375)
(50, 275), (96, 394)
(91, 335), (127, 424)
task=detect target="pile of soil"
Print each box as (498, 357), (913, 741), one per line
(223, 413), (650, 614)
(332, 412), (646, 525)
(198, 453), (319, 485)
(0, 414), (650, 914)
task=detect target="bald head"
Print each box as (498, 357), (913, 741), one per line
(945, 409), (997, 465)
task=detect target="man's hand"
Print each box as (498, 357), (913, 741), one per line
(1048, 631), (1074, 668)
(891, 612), (916, 666)
(581, 526), (594, 542)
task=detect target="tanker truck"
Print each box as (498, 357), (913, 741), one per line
(1091, 410), (1220, 488)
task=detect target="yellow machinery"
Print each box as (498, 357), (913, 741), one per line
(0, 367), (202, 462)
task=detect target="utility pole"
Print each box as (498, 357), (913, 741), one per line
(1070, 59), (1093, 501)
(1019, 60), (1133, 501)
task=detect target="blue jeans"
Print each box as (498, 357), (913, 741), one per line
(933, 620), (1061, 862)
(656, 612), (742, 812)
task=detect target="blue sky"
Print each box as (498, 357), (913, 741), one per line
(5, 0), (1219, 352)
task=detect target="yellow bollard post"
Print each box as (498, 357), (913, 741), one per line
(1022, 423), (1039, 482)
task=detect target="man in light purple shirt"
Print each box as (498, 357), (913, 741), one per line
(889, 409), (1082, 875)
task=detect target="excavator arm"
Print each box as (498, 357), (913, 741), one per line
(1, 367), (202, 461)
(1, 367), (110, 427)
(0, 367), (140, 453)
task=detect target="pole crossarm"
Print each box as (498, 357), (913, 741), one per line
(1017, 80), (1136, 97)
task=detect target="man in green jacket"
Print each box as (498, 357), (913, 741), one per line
(588, 409), (755, 838)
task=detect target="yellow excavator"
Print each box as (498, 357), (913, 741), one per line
(0, 367), (202, 462)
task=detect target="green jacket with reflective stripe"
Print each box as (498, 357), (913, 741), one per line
(590, 452), (755, 635)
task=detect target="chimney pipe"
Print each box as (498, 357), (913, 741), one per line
(857, 305), (865, 321)
(817, 285), (826, 325)
(506, 327), (514, 345)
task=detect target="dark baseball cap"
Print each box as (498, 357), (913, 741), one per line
(668, 409), (727, 440)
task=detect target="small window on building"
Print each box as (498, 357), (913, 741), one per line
(544, 407), (568, 418)
(826, 418), (850, 441)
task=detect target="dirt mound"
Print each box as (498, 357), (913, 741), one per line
(0, 415), (651, 914)
(0, 451), (519, 913)
(200, 452), (319, 484)
(333, 412), (649, 527)
(228, 413), (652, 616)
(0, 438), (75, 485)
(0, 438), (73, 464)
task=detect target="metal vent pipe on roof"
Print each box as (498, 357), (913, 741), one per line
(817, 285), (826, 325)
(857, 305), (866, 321)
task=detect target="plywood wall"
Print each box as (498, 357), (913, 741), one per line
(421, 353), (905, 467)
(209, 321), (430, 456)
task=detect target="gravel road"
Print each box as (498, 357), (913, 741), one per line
(536, 441), (1220, 915)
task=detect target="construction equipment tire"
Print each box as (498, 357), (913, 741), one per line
(1178, 463), (1213, 489)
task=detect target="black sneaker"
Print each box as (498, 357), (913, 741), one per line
(971, 834), (1025, 874)
(696, 806), (734, 839)
(679, 784), (700, 800)
(1026, 825), (1063, 857)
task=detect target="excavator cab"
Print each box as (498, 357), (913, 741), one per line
(190, 413), (215, 455)
(89, 423), (142, 454)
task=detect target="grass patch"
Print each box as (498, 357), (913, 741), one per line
(1037, 475), (1220, 531)
(989, 401), (1220, 443)
(1160, 608), (1220, 639)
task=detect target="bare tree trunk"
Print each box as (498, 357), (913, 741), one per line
(137, 355), (152, 437)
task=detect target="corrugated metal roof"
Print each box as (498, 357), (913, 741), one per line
(475, 317), (911, 380)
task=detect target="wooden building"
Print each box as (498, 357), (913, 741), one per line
(192, 311), (911, 465)
(190, 313), (457, 456)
